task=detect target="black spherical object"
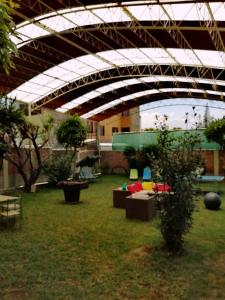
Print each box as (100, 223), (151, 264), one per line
(204, 192), (221, 210)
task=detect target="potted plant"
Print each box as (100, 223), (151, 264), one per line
(56, 115), (89, 203)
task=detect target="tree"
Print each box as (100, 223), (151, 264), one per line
(205, 117), (225, 149)
(154, 114), (202, 253)
(0, 96), (24, 169)
(0, 0), (18, 74)
(56, 115), (87, 178)
(0, 97), (54, 192)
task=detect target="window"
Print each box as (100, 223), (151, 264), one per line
(99, 125), (105, 136)
(122, 110), (129, 116)
(112, 127), (118, 134)
(87, 121), (94, 133)
(121, 127), (130, 132)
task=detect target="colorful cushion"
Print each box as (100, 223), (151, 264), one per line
(142, 181), (154, 190)
(127, 184), (138, 193)
(136, 181), (143, 191)
(153, 183), (171, 192)
(122, 183), (127, 191)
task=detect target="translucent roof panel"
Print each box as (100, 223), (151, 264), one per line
(61, 75), (214, 112)
(92, 7), (130, 23)
(194, 50), (225, 68)
(77, 55), (111, 70)
(81, 87), (225, 119)
(8, 48), (225, 103)
(128, 4), (167, 21)
(209, 2), (225, 21)
(13, 2), (225, 47)
(40, 15), (75, 32)
(7, 91), (35, 103)
(163, 3), (210, 21)
(168, 49), (199, 65)
(16, 23), (49, 42)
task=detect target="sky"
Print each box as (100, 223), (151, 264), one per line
(140, 98), (225, 129)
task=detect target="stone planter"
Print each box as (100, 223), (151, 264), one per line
(57, 180), (89, 203)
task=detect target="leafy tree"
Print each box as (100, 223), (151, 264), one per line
(0, 0), (18, 74)
(155, 114), (202, 253)
(56, 115), (87, 178)
(0, 96), (54, 192)
(0, 96), (24, 169)
(205, 117), (225, 149)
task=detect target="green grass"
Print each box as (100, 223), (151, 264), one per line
(0, 175), (225, 300)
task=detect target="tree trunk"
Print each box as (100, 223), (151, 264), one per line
(72, 149), (78, 179)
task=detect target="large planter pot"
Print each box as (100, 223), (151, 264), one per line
(57, 180), (89, 203)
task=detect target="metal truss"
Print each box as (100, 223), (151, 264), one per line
(9, 1), (225, 115)
(198, 2), (225, 75)
(158, 3), (205, 79)
(91, 92), (225, 121)
(74, 80), (225, 117)
(13, 1), (173, 106)
(31, 64), (222, 111)
(122, 4), (211, 84)
(27, 40), (73, 62)
(37, 0), (121, 53)
(18, 50), (54, 69)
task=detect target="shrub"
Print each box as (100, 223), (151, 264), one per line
(43, 154), (73, 186)
(155, 115), (202, 253)
(123, 145), (137, 169)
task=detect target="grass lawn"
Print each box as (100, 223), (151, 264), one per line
(0, 174), (225, 300)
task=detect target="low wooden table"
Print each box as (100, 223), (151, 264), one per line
(125, 193), (157, 221)
(113, 188), (132, 208)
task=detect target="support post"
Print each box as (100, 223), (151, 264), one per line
(213, 150), (219, 175)
(3, 158), (9, 191)
(96, 122), (101, 166)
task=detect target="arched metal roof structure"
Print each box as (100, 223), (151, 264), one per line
(2, 0), (225, 121)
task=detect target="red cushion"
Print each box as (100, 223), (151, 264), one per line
(132, 182), (140, 192)
(153, 183), (171, 192)
(136, 181), (143, 191)
(127, 184), (138, 193)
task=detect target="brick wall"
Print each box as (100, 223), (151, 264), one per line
(0, 147), (97, 191)
(1, 149), (225, 191)
(101, 150), (225, 176)
(100, 151), (129, 174)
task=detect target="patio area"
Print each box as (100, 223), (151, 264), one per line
(0, 174), (225, 300)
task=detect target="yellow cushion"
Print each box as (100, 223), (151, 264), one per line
(142, 181), (154, 190)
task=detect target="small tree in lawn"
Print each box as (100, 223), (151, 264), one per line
(155, 113), (202, 254)
(56, 115), (87, 178)
(0, 96), (54, 192)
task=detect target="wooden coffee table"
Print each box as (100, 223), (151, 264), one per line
(125, 193), (157, 221)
